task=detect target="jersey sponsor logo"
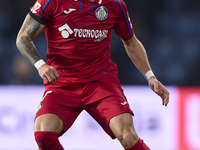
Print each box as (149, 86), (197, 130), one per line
(74, 28), (108, 40)
(58, 23), (108, 41)
(58, 24), (73, 38)
(31, 1), (41, 14)
(63, 8), (76, 14)
(95, 6), (108, 20)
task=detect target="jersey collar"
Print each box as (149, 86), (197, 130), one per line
(94, 0), (102, 4)
(75, 0), (102, 4)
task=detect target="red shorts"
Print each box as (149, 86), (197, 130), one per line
(35, 76), (133, 139)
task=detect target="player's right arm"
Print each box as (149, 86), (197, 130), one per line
(16, 13), (59, 84)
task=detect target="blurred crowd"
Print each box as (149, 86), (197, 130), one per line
(0, 0), (200, 85)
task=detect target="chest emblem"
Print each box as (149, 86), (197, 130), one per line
(95, 6), (108, 20)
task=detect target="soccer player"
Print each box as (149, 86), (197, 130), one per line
(16, 0), (169, 149)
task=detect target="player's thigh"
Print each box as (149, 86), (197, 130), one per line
(35, 90), (83, 135)
(109, 113), (138, 139)
(35, 113), (64, 134)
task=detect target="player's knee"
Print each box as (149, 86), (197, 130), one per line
(117, 128), (139, 148)
(35, 114), (64, 134)
(34, 131), (61, 150)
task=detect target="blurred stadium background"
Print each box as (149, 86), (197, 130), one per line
(0, 0), (200, 150)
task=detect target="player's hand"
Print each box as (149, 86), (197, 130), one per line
(37, 64), (59, 84)
(148, 76), (169, 106)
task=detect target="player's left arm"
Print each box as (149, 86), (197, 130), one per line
(121, 35), (170, 106)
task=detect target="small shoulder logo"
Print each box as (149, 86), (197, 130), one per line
(95, 6), (108, 20)
(31, 1), (41, 14)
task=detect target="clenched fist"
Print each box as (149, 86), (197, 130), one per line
(38, 64), (59, 84)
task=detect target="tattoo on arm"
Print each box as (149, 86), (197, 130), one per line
(23, 14), (42, 36)
(17, 14), (43, 65)
(27, 22), (41, 37)
(17, 36), (41, 65)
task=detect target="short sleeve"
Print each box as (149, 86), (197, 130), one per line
(29, 0), (56, 24)
(113, 0), (134, 41)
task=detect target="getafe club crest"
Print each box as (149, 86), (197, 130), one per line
(95, 6), (108, 20)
